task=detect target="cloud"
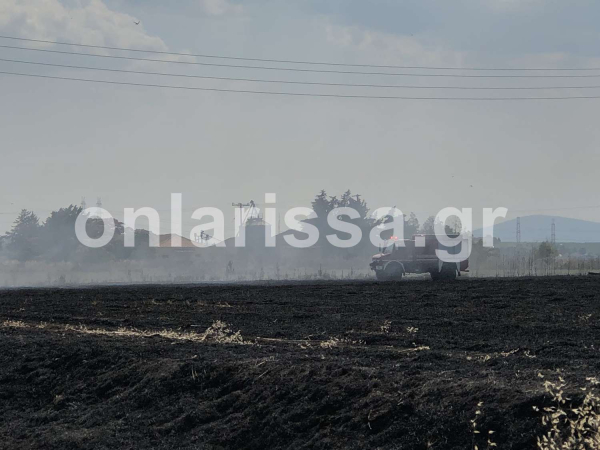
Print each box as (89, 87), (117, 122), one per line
(325, 23), (467, 67)
(200, 0), (243, 16)
(0, 0), (168, 51)
(311, 0), (600, 60)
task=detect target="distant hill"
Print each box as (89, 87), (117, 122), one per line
(474, 215), (600, 243)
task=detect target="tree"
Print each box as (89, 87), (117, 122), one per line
(420, 216), (436, 234)
(328, 195), (339, 210)
(419, 215), (461, 235)
(311, 190), (334, 219)
(334, 190), (370, 230)
(41, 205), (83, 261)
(536, 241), (557, 260)
(405, 212), (420, 238)
(346, 192), (369, 220)
(303, 189), (374, 253)
(308, 189), (370, 228)
(304, 190), (333, 244)
(5, 210), (41, 261)
(445, 217), (462, 235)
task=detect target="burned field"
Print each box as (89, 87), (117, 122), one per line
(1, 277), (600, 449)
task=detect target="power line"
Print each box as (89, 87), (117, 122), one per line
(4, 57), (600, 90)
(6, 70), (600, 100)
(1, 35), (599, 72)
(4, 44), (600, 79)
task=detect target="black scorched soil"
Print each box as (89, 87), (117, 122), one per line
(1, 276), (599, 449)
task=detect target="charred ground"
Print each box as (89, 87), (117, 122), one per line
(1, 277), (599, 449)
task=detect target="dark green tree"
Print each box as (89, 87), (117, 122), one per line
(41, 205), (83, 261)
(345, 191), (369, 220)
(419, 215), (461, 236)
(5, 210), (41, 261)
(328, 195), (339, 210)
(445, 217), (462, 235)
(405, 212), (420, 238)
(304, 190), (373, 252)
(420, 216), (436, 234)
(311, 190), (334, 219)
(536, 241), (557, 259)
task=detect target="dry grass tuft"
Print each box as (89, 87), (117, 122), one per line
(199, 320), (245, 344)
(535, 377), (600, 449)
(2, 320), (27, 328)
(320, 337), (366, 349)
(380, 320), (392, 334)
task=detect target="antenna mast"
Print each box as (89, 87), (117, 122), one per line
(232, 200), (258, 236)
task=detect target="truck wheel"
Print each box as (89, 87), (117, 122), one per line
(384, 262), (404, 281)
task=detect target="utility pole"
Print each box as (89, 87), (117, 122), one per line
(231, 201), (255, 235)
(551, 219), (556, 275)
(516, 217), (521, 276)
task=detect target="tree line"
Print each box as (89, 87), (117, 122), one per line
(0, 206), (151, 262)
(0, 190), (452, 262)
(308, 189), (453, 238)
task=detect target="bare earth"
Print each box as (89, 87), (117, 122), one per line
(1, 277), (599, 449)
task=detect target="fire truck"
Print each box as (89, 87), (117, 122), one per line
(370, 234), (469, 281)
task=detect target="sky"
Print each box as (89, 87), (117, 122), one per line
(1, 0), (600, 238)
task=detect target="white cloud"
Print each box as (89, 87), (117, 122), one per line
(0, 0), (168, 51)
(325, 24), (467, 68)
(200, 0), (243, 16)
(324, 19), (600, 72)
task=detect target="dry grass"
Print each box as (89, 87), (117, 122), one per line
(198, 320), (245, 344)
(380, 320), (392, 334)
(320, 337), (366, 349)
(2, 319), (27, 328)
(2, 319), (249, 345)
(471, 401), (497, 450)
(467, 348), (536, 363)
(535, 377), (600, 449)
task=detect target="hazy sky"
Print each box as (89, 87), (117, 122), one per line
(1, 0), (600, 237)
